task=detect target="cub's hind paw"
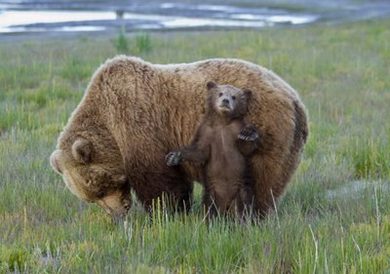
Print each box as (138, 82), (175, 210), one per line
(165, 151), (182, 166)
(238, 126), (259, 142)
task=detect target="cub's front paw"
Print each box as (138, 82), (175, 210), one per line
(165, 151), (183, 166)
(238, 126), (259, 142)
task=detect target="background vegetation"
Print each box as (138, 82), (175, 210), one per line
(0, 19), (389, 273)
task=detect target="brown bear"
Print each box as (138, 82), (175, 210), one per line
(49, 56), (308, 220)
(165, 81), (260, 218)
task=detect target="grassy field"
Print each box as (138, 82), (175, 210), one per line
(0, 19), (389, 273)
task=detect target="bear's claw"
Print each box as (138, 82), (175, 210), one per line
(238, 126), (259, 142)
(165, 151), (182, 166)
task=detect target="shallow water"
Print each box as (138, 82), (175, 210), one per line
(0, 3), (317, 33)
(0, 10), (113, 33)
(0, 1), (389, 34)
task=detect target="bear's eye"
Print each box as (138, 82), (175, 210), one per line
(218, 93), (223, 97)
(232, 96), (236, 100)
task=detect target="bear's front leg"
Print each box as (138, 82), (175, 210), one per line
(165, 151), (183, 166)
(166, 144), (209, 166)
(238, 125), (259, 142)
(237, 125), (261, 156)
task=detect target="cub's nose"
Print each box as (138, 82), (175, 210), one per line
(222, 99), (229, 105)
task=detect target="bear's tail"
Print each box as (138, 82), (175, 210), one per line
(293, 100), (309, 152)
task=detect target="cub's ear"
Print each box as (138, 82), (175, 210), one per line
(243, 89), (252, 98)
(206, 81), (217, 90)
(72, 138), (93, 164)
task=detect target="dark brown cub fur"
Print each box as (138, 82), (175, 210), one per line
(166, 81), (260, 218)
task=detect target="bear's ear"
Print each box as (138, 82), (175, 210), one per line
(206, 81), (217, 90)
(243, 89), (252, 98)
(72, 138), (93, 164)
(50, 150), (63, 174)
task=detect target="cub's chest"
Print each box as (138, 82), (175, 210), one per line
(207, 123), (242, 154)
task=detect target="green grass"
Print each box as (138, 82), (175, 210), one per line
(1, 19), (390, 273)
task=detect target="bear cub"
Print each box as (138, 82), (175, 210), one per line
(166, 81), (260, 218)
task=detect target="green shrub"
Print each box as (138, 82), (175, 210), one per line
(113, 28), (129, 54)
(135, 32), (152, 53)
(350, 139), (390, 179)
(0, 246), (30, 272)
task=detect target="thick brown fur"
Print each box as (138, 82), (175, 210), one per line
(165, 82), (259, 218)
(50, 56), (309, 219)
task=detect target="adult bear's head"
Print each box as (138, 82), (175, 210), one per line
(50, 135), (131, 220)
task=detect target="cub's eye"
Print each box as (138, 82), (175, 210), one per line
(232, 96), (236, 100)
(219, 93), (223, 97)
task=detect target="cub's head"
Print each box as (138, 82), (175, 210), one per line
(206, 81), (252, 119)
(50, 135), (131, 220)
